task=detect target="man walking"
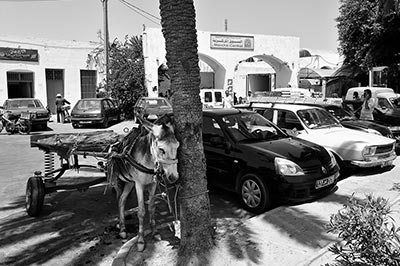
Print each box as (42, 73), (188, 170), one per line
(55, 93), (70, 123)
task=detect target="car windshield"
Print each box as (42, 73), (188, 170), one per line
(222, 113), (287, 142)
(325, 106), (353, 119)
(6, 99), (43, 109)
(76, 100), (101, 110)
(298, 108), (341, 129)
(140, 98), (171, 109)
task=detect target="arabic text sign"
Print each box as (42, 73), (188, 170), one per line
(210, 34), (254, 50)
(0, 47), (39, 62)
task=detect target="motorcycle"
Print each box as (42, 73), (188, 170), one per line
(62, 105), (71, 123)
(0, 109), (32, 134)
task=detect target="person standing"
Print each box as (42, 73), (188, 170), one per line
(360, 89), (376, 120)
(55, 93), (70, 123)
(223, 90), (233, 108)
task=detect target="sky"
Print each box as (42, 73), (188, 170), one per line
(0, 0), (341, 52)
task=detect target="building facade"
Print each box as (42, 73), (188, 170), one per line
(0, 36), (102, 113)
(143, 27), (300, 99)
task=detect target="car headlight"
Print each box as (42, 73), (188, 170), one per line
(366, 128), (382, 135)
(274, 157), (304, 176)
(362, 146), (377, 156)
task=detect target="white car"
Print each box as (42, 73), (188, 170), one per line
(249, 102), (396, 169)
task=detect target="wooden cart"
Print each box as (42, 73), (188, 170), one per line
(27, 131), (122, 216)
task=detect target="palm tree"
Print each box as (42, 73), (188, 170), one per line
(159, 0), (214, 264)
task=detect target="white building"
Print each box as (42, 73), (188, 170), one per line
(0, 36), (102, 113)
(143, 27), (300, 99)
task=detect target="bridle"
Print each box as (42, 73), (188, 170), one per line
(150, 134), (179, 185)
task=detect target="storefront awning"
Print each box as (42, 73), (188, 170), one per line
(299, 67), (336, 79)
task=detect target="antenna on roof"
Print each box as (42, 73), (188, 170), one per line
(225, 18), (228, 32)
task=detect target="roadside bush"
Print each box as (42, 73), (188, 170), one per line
(324, 194), (400, 266)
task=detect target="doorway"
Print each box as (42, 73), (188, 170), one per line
(46, 69), (64, 114)
(7, 72), (34, 98)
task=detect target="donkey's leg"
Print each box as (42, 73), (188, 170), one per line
(135, 183), (146, 252)
(148, 181), (161, 240)
(118, 181), (134, 239)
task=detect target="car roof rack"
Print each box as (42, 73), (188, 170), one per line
(249, 92), (343, 106)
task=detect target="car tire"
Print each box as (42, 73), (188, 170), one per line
(72, 123), (79, 129)
(240, 173), (271, 214)
(41, 123), (47, 130)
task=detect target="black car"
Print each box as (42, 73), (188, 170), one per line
(343, 99), (400, 142)
(202, 109), (340, 214)
(70, 98), (120, 128)
(133, 97), (173, 122)
(2, 98), (50, 130)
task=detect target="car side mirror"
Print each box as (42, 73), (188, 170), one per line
(210, 136), (225, 145)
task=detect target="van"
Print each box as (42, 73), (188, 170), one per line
(200, 89), (224, 109)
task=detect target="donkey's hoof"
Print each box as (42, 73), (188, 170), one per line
(137, 241), (145, 252)
(153, 233), (162, 241)
(119, 231), (127, 239)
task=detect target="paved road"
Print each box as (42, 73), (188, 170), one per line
(1, 119), (399, 266)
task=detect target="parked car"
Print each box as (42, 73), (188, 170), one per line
(343, 88), (400, 145)
(238, 102), (396, 171)
(133, 97), (173, 122)
(70, 98), (120, 128)
(1, 98), (50, 130)
(202, 109), (340, 214)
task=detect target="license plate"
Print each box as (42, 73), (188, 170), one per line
(20, 113), (30, 119)
(315, 175), (335, 189)
(80, 121), (92, 124)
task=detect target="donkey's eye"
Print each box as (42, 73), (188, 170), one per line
(159, 148), (166, 155)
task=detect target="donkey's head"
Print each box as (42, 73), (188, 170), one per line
(142, 115), (180, 184)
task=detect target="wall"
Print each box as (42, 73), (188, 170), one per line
(143, 27), (299, 98)
(0, 36), (101, 108)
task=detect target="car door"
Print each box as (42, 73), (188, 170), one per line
(202, 115), (238, 190)
(106, 99), (118, 121)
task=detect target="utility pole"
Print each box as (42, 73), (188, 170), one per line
(101, 0), (109, 91)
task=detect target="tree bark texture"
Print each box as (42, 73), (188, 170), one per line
(159, 0), (214, 265)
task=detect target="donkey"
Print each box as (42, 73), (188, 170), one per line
(107, 115), (179, 252)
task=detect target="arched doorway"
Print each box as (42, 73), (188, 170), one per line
(233, 54), (292, 98)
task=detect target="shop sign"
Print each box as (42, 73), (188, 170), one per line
(210, 34), (254, 50)
(0, 47), (39, 62)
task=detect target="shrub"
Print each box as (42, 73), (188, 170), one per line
(325, 194), (400, 266)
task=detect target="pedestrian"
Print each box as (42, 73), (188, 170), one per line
(353, 91), (361, 101)
(223, 90), (233, 108)
(359, 89), (376, 120)
(55, 93), (70, 123)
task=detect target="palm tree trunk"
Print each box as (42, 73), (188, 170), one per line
(159, 0), (214, 264)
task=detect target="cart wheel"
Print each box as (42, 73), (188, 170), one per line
(26, 176), (45, 217)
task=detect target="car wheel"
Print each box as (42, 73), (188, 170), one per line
(26, 176), (45, 217)
(240, 173), (271, 214)
(41, 123), (47, 130)
(72, 123), (79, 129)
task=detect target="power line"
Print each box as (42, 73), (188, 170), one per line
(120, 0), (160, 21)
(118, 0), (160, 26)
